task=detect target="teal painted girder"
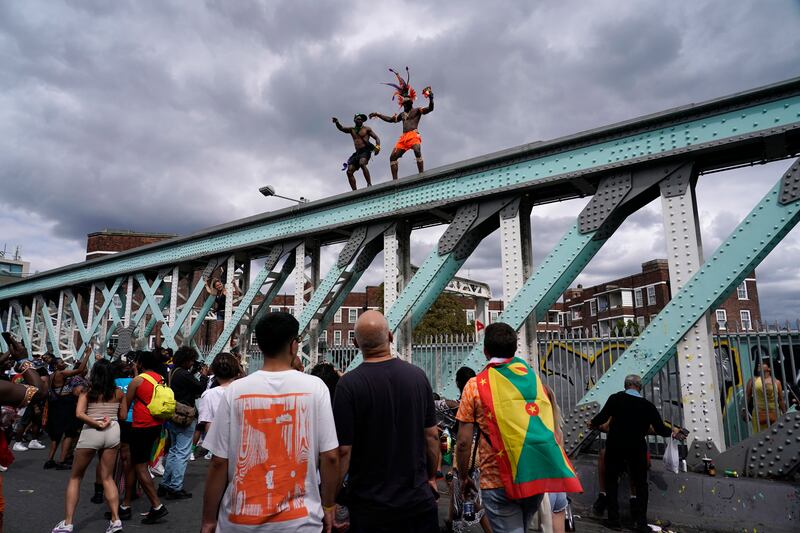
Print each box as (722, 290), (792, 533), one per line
(581, 165), (800, 407)
(297, 264), (347, 334)
(3, 91), (800, 301)
(70, 278), (124, 357)
(446, 224), (605, 398)
(135, 274), (176, 350)
(10, 302), (32, 354)
(187, 294), (215, 346)
(317, 270), (364, 335)
(208, 249), (293, 356)
(0, 313), (7, 352)
(346, 249), (468, 371)
(36, 296), (60, 357)
(246, 254), (296, 339)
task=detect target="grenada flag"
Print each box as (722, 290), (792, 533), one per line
(476, 356), (583, 498)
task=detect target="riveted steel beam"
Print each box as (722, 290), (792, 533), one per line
(448, 163), (688, 399)
(243, 252), (297, 346)
(35, 295), (61, 358)
(580, 159), (800, 430)
(660, 164), (725, 453)
(345, 198), (516, 371)
(4, 78), (799, 302)
(297, 224), (391, 336)
(208, 244), (297, 358)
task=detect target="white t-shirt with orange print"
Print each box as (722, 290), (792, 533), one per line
(204, 369), (339, 532)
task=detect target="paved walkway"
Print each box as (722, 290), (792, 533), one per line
(3, 448), (704, 532)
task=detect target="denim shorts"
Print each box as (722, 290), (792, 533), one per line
(481, 487), (544, 533)
(549, 492), (568, 513)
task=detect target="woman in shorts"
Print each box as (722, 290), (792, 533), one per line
(52, 359), (127, 533)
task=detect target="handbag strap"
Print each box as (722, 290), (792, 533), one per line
(468, 419), (483, 473)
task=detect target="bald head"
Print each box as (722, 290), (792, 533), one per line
(354, 310), (393, 358)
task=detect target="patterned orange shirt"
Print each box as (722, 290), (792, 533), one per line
(455, 377), (503, 489)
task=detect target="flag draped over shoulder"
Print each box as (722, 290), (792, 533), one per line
(476, 356), (583, 499)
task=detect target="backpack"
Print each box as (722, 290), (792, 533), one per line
(139, 372), (176, 420)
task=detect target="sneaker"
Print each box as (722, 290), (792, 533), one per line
(149, 462), (165, 477)
(204, 451), (212, 460)
(12, 441), (28, 452)
(141, 505), (168, 524)
(105, 519), (123, 533)
(189, 453), (195, 462)
(43, 460), (57, 469)
(51, 521), (73, 533)
(0, 465), (7, 472)
(105, 506), (132, 521)
(27, 439), (46, 450)
(166, 489), (192, 500)
(91, 491), (105, 504)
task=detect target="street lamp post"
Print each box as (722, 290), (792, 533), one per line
(259, 185), (309, 204)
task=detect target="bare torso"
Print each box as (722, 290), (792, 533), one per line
(351, 126), (374, 150)
(400, 108), (423, 132)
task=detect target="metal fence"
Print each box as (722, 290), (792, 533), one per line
(201, 322), (800, 449)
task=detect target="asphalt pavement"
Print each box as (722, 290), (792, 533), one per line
(2, 447), (702, 533)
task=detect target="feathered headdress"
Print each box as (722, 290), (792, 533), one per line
(383, 67), (416, 106)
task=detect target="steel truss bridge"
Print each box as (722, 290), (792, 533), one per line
(3, 77), (800, 477)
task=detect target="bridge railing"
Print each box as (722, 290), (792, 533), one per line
(211, 321), (799, 453)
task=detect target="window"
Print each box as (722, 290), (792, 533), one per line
(589, 299), (598, 316)
(591, 324), (598, 337)
(321, 331), (328, 343)
(333, 330), (342, 346)
(646, 286), (656, 306)
(715, 309), (727, 329)
(634, 289), (643, 308)
(571, 308), (582, 320)
(348, 308), (358, 323)
(557, 313), (564, 326)
(636, 316), (646, 329)
(270, 306), (280, 312)
(737, 282), (748, 300)
(740, 310), (752, 331)
(489, 311), (500, 323)
(466, 309), (476, 323)
(348, 330), (355, 345)
(334, 309), (342, 323)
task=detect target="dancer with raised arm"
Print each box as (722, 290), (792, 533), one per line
(370, 67), (433, 180)
(333, 114), (381, 191)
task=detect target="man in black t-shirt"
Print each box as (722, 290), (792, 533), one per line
(333, 311), (440, 533)
(590, 374), (685, 532)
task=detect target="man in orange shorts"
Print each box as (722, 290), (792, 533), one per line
(370, 67), (434, 180)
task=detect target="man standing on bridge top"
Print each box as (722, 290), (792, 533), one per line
(370, 67), (434, 180)
(333, 114), (381, 191)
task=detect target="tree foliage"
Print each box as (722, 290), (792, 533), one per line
(413, 292), (474, 339)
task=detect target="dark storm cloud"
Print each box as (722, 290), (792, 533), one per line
(1, 0), (799, 320)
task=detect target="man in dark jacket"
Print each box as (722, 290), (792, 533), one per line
(589, 374), (685, 532)
(159, 346), (208, 499)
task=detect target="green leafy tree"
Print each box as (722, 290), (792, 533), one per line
(414, 292), (474, 339)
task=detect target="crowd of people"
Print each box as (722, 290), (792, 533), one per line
(0, 310), (696, 533)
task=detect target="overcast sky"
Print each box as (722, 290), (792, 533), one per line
(1, 1), (799, 323)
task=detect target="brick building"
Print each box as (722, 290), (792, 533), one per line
(558, 259), (761, 336)
(86, 229), (177, 261)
